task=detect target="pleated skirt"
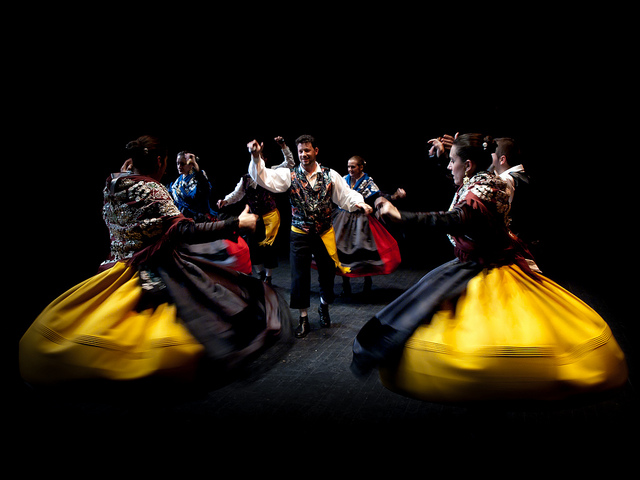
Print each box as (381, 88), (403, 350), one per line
(19, 262), (204, 385)
(379, 264), (628, 402)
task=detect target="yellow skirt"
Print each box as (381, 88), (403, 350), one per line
(19, 262), (204, 385)
(380, 265), (628, 402)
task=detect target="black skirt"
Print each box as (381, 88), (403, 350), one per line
(332, 209), (401, 277)
(351, 258), (482, 375)
(147, 245), (293, 375)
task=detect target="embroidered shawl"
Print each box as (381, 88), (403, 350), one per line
(344, 173), (380, 199)
(447, 171), (510, 247)
(101, 173), (189, 269)
(448, 171), (510, 220)
(447, 171), (532, 272)
(167, 170), (217, 221)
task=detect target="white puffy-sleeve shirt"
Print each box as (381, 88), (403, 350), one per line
(248, 153), (365, 213)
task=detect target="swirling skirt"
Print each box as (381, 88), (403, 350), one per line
(193, 237), (252, 275)
(377, 264), (628, 402)
(332, 209), (401, 277)
(20, 254), (291, 386)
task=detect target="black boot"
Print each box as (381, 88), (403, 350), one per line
(318, 303), (331, 328)
(295, 316), (311, 338)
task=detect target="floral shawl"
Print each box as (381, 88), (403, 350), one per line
(448, 171), (511, 222)
(167, 170), (217, 221)
(447, 171), (532, 272)
(344, 173), (380, 200)
(447, 171), (510, 248)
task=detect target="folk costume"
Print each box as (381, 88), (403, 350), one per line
(168, 168), (251, 274)
(352, 171), (627, 402)
(221, 149), (294, 278)
(19, 172), (291, 386)
(223, 174), (281, 273)
(168, 168), (217, 222)
(499, 164), (538, 253)
(332, 172), (401, 279)
(249, 149), (365, 333)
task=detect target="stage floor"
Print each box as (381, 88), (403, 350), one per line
(12, 257), (636, 464)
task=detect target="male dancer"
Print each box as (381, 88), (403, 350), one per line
(490, 137), (539, 269)
(248, 135), (372, 338)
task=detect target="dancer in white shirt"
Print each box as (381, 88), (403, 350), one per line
(248, 135), (372, 338)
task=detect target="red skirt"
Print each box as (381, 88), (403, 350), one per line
(181, 236), (252, 275)
(332, 209), (401, 277)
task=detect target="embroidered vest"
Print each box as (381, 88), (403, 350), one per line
(242, 174), (277, 216)
(289, 165), (333, 234)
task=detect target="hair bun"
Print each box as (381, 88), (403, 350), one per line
(126, 140), (149, 155)
(482, 136), (496, 154)
(124, 136), (166, 174)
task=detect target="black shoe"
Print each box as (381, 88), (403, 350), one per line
(318, 303), (331, 328)
(295, 316), (310, 338)
(264, 276), (272, 286)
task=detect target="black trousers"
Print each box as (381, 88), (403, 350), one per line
(244, 235), (279, 270)
(289, 230), (336, 310)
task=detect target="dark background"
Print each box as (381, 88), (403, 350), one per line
(14, 68), (627, 305)
(4, 12), (637, 470)
(7, 15), (635, 391)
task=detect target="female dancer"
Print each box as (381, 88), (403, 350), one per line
(168, 151), (218, 222)
(333, 155), (403, 296)
(168, 150), (251, 274)
(20, 135), (291, 386)
(351, 133), (627, 402)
